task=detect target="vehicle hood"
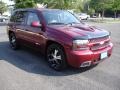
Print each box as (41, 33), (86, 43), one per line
(47, 24), (110, 40)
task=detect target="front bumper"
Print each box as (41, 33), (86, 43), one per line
(66, 43), (113, 68)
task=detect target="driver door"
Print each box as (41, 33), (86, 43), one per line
(24, 12), (46, 49)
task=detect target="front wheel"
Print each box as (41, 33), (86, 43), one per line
(9, 33), (19, 50)
(47, 44), (67, 71)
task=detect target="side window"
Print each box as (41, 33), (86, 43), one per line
(27, 12), (40, 25)
(10, 11), (27, 24)
(10, 11), (17, 22)
(15, 11), (27, 24)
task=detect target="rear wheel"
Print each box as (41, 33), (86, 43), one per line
(9, 33), (19, 50)
(47, 44), (67, 71)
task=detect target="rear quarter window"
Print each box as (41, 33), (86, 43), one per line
(10, 11), (17, 22)
(10, 11), (27, 24)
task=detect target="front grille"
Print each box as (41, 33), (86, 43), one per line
(89, 36), (109, 43)
(89, 36), (110, 51)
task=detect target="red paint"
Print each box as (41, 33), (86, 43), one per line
(7, 8), (113, 68)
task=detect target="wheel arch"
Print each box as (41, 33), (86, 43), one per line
(46, 40), (68, 69)
(46, 40), (65, 53)
(45, 40), (67, 62)
(8, 30), (14, 36)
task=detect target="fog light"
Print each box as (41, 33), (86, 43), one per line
(80, 61), (91, 67)
(93, 59), (99, 64)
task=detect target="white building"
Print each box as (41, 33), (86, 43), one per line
(1, 0), (15, 16)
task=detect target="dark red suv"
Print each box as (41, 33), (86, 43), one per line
(7, 8), (113, 70)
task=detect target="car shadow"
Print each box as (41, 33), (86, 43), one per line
(0, 41), (97, 76)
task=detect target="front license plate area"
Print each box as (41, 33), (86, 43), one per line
(100, 52), (108, 60)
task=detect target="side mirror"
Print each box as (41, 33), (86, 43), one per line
(31, 21), (42, 28)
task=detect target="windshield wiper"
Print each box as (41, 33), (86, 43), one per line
(67, 22), (81, 25)
(48, 22), (66, 25)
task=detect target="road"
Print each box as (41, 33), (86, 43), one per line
(0, 23), (120, 90)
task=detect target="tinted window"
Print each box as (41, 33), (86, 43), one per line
(16, 11), (27, 24)
(10, 11), (27, 24)
(27, 12), (40, 25)
(10, 11), (16, 22)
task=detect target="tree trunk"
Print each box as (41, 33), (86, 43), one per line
(114, 11), (117, 20)
(102, 10), (104, 20)
(0, 12), (2, 15)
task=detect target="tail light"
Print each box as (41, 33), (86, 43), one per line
(73, 40), (89, 50)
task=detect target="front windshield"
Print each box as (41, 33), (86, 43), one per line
(42, 10), (80, 25)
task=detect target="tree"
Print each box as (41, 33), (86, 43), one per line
(0, 1), (7, 15)
(82, 0), (91, 13)
(35, 0), (83, 12)
(73, 0), (83, 12)
(35, 0), (73, 9)
(15, 0), (36, 9)
(112, 0), (120, 19)
(88, 8), (95, 15)
(15, 0), (84, 12)
(90, 0), (113, 19)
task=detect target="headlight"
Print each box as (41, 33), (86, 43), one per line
(73, 40), (89, 45)
(73, 40), (89, 50)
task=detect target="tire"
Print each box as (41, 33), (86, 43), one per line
(9, 33), (19, 50)
(86, 17), (88, 20)
(47, 44), (67, 71)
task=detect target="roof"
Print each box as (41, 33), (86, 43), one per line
(14, 8), (61, 12)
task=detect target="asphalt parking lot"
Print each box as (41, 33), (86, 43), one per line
(0, 22), (120, 90)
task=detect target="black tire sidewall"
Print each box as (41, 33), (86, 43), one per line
(47, 44), (67, 70)
(9, 33), (18, 50)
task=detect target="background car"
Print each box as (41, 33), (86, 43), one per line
(78, 13), (90, 20)
(0, 15), (9, 22)
(92, 13), (97, 18)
